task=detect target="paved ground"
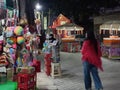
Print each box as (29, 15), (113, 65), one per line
(37, 52), (120, 90)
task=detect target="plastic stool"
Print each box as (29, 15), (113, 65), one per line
(51, 62), (61, 78)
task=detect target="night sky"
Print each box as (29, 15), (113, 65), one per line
(39, 0), (120, 26)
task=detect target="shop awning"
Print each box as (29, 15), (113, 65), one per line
(56, 23), (84, 31)
(100, 20), (120, 31)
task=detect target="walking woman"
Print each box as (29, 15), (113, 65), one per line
(81, 30), (103, 90)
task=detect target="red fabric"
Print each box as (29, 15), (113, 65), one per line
(81, 40), (103, 71)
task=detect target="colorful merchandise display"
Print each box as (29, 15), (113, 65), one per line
(1, 24), (40, 89)
(0, 6), (40, 89)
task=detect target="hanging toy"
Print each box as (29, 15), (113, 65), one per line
(6, 27), (15, 37)
(12, 44), (17, 49)
(14, 26), (23, 36)
(7, 38), (14, 45)
(17, 36), (25, 44)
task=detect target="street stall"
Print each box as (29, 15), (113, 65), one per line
(100, 20), (120, 59)
(50, 14), (71, 34)
(1, 15), (40, 89)
(2, 24), (41, 89)
(0, 1), (18, 89)
(56, 23), (84, 52)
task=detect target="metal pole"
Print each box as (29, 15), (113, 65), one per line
(48, 8), (51, 34)
(41, 11), (44, 33)
(15, 0), (19, 25)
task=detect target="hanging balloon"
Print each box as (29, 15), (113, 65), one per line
(14, 26), (23, 36)
(17, 36), (25, 44)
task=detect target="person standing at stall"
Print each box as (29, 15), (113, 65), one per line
(49, 34), (61, 63)
(81, 30), (103, 90)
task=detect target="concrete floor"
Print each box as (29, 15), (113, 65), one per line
(37, 52), (120, 90)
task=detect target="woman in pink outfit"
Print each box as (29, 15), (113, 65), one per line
(81, 30), (103, 90)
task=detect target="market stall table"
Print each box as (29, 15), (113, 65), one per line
(56, 23), (83, 53)
(99, 20), (120, 59)
(61, 38), (80, 52)
(101, 37), (120, 59)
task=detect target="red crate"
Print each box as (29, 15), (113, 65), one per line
(29, 73), (36, 84)
(17, 73), (30, 86)
(17, 73), (36, 86)
(18, 82), (36, 90)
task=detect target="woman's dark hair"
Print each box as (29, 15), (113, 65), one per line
(86, 30), (98, 54)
